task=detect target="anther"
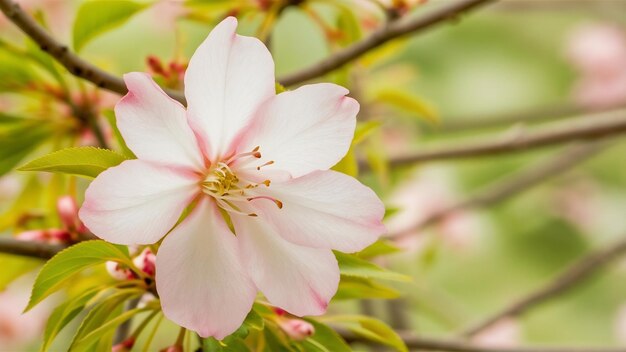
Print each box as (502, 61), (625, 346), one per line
(256, 161), (274, 170)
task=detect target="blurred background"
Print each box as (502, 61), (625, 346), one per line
(1, 0), (626, 350)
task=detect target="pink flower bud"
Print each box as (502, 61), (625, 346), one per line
(160, 345), (183, 352)
(57, 196), (87, 234)
(106, 261), (133, 281)
(277, 318), (315, 341)
(15, 229), (71, 245)
(133, 248), (156, 276)
(112, 337), (135, 352)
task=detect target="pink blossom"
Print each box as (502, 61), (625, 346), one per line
(15, 228), (71, 245)
(132, 248), (156, 277)
(566, 24), (626, 108)
(79, 17), (385, 339)
(277, 318), (315, 341)
(614, 304), (626, 344)
(56, 195), (87, 234)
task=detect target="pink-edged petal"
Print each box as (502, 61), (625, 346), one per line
(249, 170), (385, 252)
(185, 16), (275, 160)
(237, 83), (358, 178)
(79, 160), (198, 245)
(157, 198), (256, 340)
(232, 215), (339, 317)
(115, 72), (204, 170)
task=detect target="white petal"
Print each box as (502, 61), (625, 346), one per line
(249, 170), (385, 252)
(232, 215), (339, 316)
(79, 160), (198, 245)
(157, 199), (257, 340)
(116, 72), (204, 170)
(185, 17), (275, 160)
(237, 83), (358, 178)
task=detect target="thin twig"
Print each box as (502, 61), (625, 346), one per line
(437, 103), (624, 133)
(0, 0), (185, 104)
(389, 141), (607, 240)
(461, 235), (626, 337)
(278, 0), (498, 86)
(338, 328), (626, 352)
(374, 109), (626, 168)
(0, 237), (64, 259)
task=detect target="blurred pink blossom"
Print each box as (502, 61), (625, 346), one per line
(386, 168), (484, 252)
(472, 318), (521, 348)
(0, 279), (51, 350)
(566, 23), (626, 108)
(614, 304), (626, 344)
(277, 318), (315, 341)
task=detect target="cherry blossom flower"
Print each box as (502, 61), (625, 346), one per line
(79, 17), (385, 339)
(471, 318), (520, 348)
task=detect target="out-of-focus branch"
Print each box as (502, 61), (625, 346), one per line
(389, 141), (607, 240)
(0, 237), (64, 259)
(438, 103), (625, 133)
(0, 0), (185, 104)
(377, 109), (626, 168)
(461, 235), (626, 337)
(338, 328), (626, 352)
(277, 0), (498, 86)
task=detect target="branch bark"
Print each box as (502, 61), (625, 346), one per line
(376, 109), (626, 168)
(0, 237), (64, 259)
(0, 0), (185, 104)
(278, 0), (498, 86)
(389, 141), (607, 240)
(461, 235), (626, 337)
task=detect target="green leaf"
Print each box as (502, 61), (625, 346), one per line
(357, 239), (401, 259)
(0, 123), (51, 177)
(68, 288), (144, 351)
(41, 286), (102, 352)
(332, 147), (358, 177)
(335, 276), (400, 300)
(353, 121), (381, 145)
(374, 88), (439, 124)
(26, 240), (132, 311)
(322, 315), (408, 352)
(301, 319), (351, 352)
(102, 109), (135, 158)
(18, 147), (129, 178)
(73, 0), (148, 52)
(335, 252), (411, 282)
(0, 254), (39, 291)
(72, 306), (149, 351)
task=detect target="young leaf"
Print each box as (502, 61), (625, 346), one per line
(18, 147), (129, 178)
(301, 319), (351, 352)
(335, 276), (400, 300)
(73, 0), (149, 52)
(373, 88), (439, 124)
(0, 255), (39, 291)
(41, 286), (102, 352)
(26, 240), (132, 311)
(71, 307), (149, 351)
(335, 252), (411, 282)
(0, 123), (51, 177)
(321, 315), (408, 352)
(357, 239), (401, 259)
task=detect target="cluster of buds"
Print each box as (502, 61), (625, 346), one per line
(146, 55), (187, 90)
(106, 248), (156, 281)
(273, 308), (315, 341)
(111, 337), (135, 352)
(15, 195), (88, 245)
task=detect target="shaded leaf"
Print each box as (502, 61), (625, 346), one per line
(335, 252), (411, 282)
(19, 147), (129, 178)
(73, 0), (148, 52)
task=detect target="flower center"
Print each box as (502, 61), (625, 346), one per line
(200, 147), (281, 217)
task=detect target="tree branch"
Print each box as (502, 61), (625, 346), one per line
(0, 237), (64, 259)
(278, 0), (498, 86)
(461, 235), (626, 337)
(0, 0), (185, 104)
(338, 328), (626, 352)
(376, 109), (626, 168)
(389, 141), (607, 240)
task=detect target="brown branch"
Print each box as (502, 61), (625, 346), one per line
(437, 103), (625, 133)
(389, 141), (607, 240)
(338, 328), (626, 352)
(278, 0), (498, 86)
(461, 235), (626, 337)
(377, 109), (626, 168)
(0, 237), (64, 259)
(0, 0), (185, 104)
